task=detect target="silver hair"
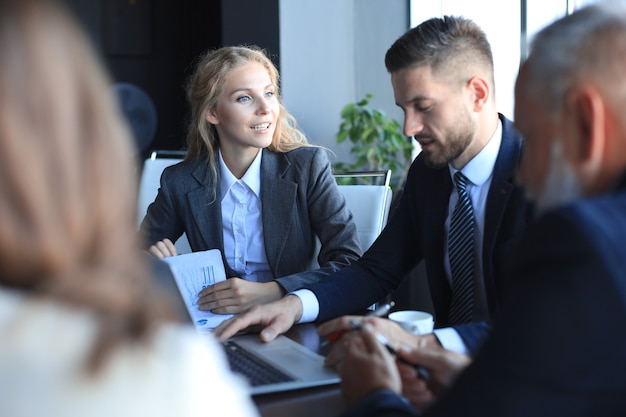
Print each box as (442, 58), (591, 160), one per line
(523, 0), (626, 117)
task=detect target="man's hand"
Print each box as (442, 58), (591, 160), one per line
(197, 278), (285, 314)
(213, 295), (303, 342)
(396, 345), (472, 408)
(317, 316), (441, 370)
(147, 238), (177, 258)
(338, 324), (402, 406)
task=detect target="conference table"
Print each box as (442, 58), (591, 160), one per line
(254, 383), (345, 417)
(250, 323), (347, 417)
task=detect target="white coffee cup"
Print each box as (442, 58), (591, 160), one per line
(388, 310), (434, 335)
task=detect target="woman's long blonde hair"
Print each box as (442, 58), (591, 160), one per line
(0, 0), (175, 373)
(184, 45), (309, 175)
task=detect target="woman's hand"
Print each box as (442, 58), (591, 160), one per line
(147, 238), (177, 258)
(197, 278), (285, 314)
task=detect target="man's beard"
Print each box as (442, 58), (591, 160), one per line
(420, 111), (474, 169)
(532, 139), (582, 217)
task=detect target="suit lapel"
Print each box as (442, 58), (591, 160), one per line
(482, 116), (523, 307)
(260, 150), (297, 274)
(483, 116), (521, 260)
(187, 159), (224, 251)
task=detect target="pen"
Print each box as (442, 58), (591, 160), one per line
(343, 318), (432, 381)
(321, 301), (395, 346)
(373, 332), (432, 382)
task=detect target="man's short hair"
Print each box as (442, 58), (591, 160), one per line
(385, 15), (494, 88)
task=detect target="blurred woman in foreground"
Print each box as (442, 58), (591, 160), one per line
(0, 1), (258, 416)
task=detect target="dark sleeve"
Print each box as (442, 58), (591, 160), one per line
(309, 162), (429, 321)
(449, 321), (492, 356)
(339, 390), (420, 417)
(422, 209), (626, 416)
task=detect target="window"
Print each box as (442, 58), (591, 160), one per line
(409, 0), (599, 119)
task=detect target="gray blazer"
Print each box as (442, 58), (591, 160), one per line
(140, 147), (362, 292)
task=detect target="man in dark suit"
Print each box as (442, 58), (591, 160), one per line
(338, 3), (626, 416)
(216, 17), (531, 357)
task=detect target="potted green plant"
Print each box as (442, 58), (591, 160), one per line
(334, 93), (413, 193)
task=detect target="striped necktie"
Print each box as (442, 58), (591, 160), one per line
(448, 171), (475, 324)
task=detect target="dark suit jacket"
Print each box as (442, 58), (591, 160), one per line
(308, 114), (531, 354)
(342, 174), (626, 417)
(140, 147), (362, 293)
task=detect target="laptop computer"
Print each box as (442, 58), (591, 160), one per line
(151, 254), (340, 395)
(206, 330), (340, 395)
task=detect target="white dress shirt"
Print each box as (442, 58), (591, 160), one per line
(444, 120), (502, 320)
(434, 119), (502, 353)
(294, 120), (503, 354)
(219, 150), (272, 283)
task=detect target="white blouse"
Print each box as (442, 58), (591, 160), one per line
(0, 287), (259, 417)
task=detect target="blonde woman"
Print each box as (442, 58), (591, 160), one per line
(0, 1), (258, 416)
(141, 45), (361, 314)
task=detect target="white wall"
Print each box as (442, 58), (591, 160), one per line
(279, 0), (409, 164)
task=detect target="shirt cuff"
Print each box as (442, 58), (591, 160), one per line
(433, 327), (469, 355)
(290, 289), (319, 323)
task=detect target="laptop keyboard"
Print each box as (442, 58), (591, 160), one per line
(224, 340), (295, 386)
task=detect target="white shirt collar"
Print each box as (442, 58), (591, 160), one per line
(449, 118), (502, 186)
(219, 149), (263, 200)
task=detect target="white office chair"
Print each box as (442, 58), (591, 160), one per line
(334, 170), (393, 252)
(337, 184), (392, 252)
(334, 170), (393, 309)
(137, 150), (191, 254)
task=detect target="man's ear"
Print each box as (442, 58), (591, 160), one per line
(467, 76), (490, 112)
(564, 86), (606, 165)
(205, 107), (219, 125)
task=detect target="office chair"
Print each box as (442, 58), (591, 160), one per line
(333, 171), (394, 310)
(334, 170), (393, 252)
(333, 169), (392, 188)
(137, 150), (191, 254)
